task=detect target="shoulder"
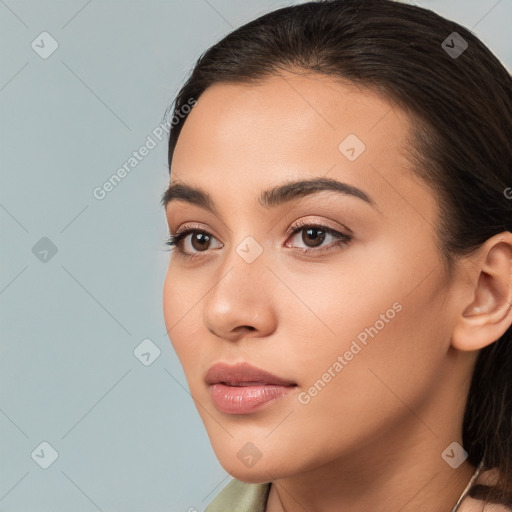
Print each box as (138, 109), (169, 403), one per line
(457, 467), (512, 512)
(204, 478), (271, 512)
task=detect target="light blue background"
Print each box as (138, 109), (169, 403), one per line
(1, 1), (510, 511)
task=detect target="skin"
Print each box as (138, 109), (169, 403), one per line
(162, 70), (512, 512)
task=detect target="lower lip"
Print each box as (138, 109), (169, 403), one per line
(209, 383), (295, 414)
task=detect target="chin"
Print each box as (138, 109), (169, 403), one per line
(213, 446), (296, 484)
(222, 464), (275, 484)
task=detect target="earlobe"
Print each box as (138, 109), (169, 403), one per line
(451, 233), (512, 352)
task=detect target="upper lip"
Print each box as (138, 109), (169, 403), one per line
(205, 362), (297, 387)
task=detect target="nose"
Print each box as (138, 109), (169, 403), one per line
(202, 242), (278, 342)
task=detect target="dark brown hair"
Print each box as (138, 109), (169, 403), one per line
(163, 0), (512, 507)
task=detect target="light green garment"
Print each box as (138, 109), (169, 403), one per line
(205, 479), (271, 512)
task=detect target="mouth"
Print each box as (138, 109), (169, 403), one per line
(205, 361), (297, 387)
(205, 362), (297, 414)
(218, 381), (278, 386)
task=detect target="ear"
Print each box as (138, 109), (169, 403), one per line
(451, 232), (512, 352)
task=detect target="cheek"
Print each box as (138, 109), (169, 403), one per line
(277, 249), (406, 362)
(282, 238), (448, 410)
(293, 296), (448, 457)
(163, 265), (201, 360)
(162, 267), (179, 340)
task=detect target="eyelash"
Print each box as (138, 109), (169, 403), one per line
(164, 220), (352, 261)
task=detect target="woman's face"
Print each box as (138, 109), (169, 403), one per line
(162, 71), (468, 482)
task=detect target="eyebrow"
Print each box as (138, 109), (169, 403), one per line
(160, 176), (376, 214)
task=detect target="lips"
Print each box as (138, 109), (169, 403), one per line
(205, 362), (297, 414)
(205, 361), (296, 387)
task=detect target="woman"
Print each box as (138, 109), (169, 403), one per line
(161, 0), (512, 510)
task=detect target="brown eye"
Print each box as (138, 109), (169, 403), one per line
(190, 232), (212, 251)
(286, 223), (352, 255)
(165, 228), (222, 257)
(301, 227), (327, 248)
(165, 223), (352, 259)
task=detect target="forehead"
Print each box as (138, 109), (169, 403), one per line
(172, 71), (409, 174)
(169, 71), (438, 226)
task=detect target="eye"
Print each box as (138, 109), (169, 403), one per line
(164, 221), (352, 259)
(165, 226), (222, 259)
(284, 220), (352, 255)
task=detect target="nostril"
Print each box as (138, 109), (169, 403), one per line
(236, 325), (256, 332)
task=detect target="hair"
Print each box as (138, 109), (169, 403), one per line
(163, 0), (512, 507)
